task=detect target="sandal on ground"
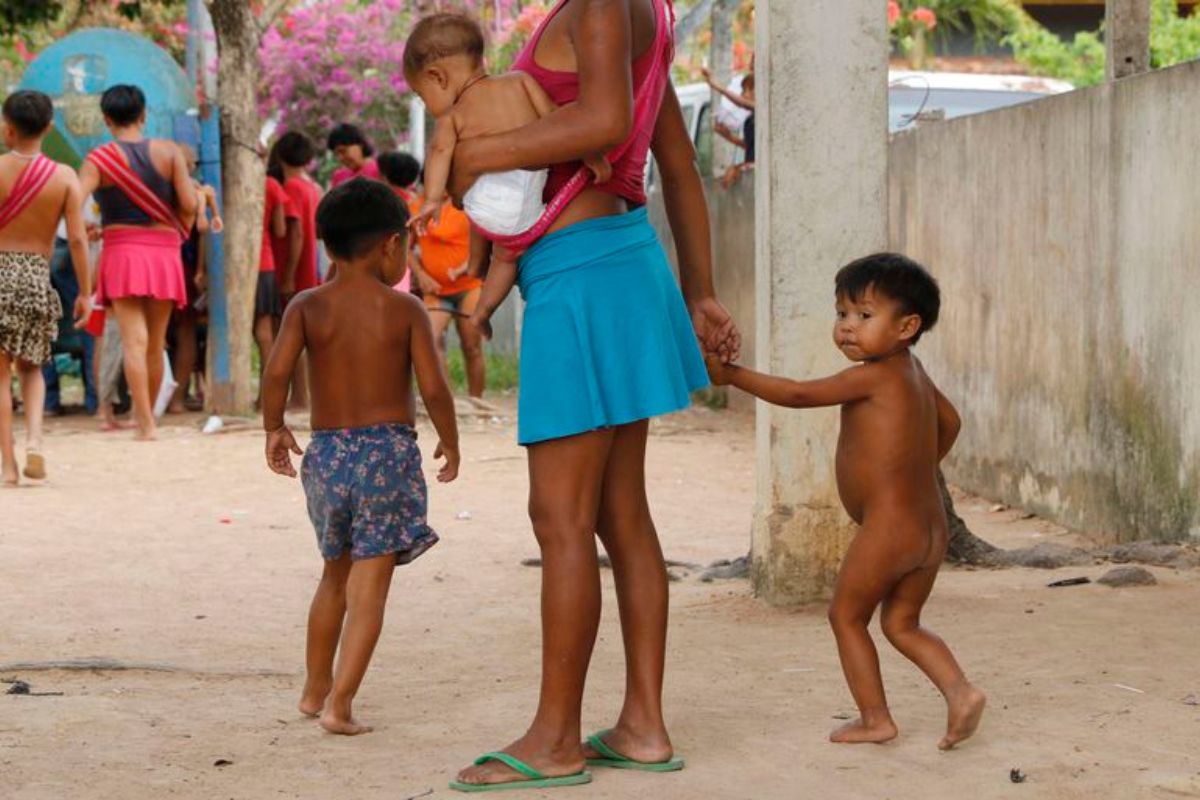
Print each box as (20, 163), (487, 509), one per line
(22, 450), (46, 480)
(449, 752), (591, 793)
(585, 730), (686, 772)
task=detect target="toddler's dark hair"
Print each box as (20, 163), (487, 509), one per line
(835, 252), (940, 344)
(326, 123), (374, 157)
(3, 90), (54, 137)
(316, 177), (410, 260)
(274, 130), (315, 168)
(377, 151), (421, 189)
(404, 12), (486, 75)
(100, 84), (146, 127)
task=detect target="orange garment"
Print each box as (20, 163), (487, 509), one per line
(407, 198), (481, 297)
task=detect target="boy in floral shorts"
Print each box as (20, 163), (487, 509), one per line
(262, 178), (460, 735)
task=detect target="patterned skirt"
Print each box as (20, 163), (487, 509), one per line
(0, 250), (61, 365)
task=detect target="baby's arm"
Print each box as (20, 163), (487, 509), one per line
(411, 116), (459, 233)
(521, 72), (611, 183)
(409, 304), (460, 482)
(707, 356), (878, 408)
(262, 301), (307, 477)
(933, 384), (961, 461)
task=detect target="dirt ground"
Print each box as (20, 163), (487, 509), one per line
(2, 400), (1199, 800)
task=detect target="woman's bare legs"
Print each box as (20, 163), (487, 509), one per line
(455, 429), (615, 787)
(111, 298), (154, 439)
(16, 360), (45, 455)
(0, 352), (16, 484)
(584, 419), (675, 762)
(145, 298), (173, 406)
(253, 313), (275, 406)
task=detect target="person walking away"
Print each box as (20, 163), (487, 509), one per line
(0, 90), (92, 485)
(78, 84), (198, 441)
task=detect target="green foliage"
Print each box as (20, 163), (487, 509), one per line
(1005, 0), (1200, 87)
(446, 349), (520, 395)
(0, 1), (64, 35)
(1005, 22), (1106, 86)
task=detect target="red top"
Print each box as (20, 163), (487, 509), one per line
(260, 177), (291, 273)
(510, 0), (673, 206)
(282, 176), (322, 291)
(330, 158), (381, 188)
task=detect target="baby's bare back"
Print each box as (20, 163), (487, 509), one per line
(297, 283), (423, 430)
(835, 357), (946, 543)
(453, 74), (546, 141)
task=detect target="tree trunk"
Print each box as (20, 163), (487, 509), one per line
(709, 0), (738, 178)
(939, 469), (1003, 565)
(207, 0), (265, 416)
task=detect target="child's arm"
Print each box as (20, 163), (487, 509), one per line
(933, 385), (961, 461)
(62, 171), (93, 327)
(468, 250), (517, 341)
(520, 72), (611, 183)
(280, 217), (302, 295)
(707, 356), (878, 408)
(270, 202), (287, 239)
(410, 116), (458, 234)
(192, 180), (210, 233)
(408, 305), (460, 482)
(262, 301), (306, 477)
(203, 184), (223, 233)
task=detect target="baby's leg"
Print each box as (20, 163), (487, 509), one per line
(827, 525), (914, 744)
(300, 552), (351, 717)
(470, 255), (517, 340)
(320, 552), (395, 735)
(0, 352), (16, 484)
(881, 563), (986, 750)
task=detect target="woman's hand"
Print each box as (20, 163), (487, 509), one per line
(690, 296), (741, 363)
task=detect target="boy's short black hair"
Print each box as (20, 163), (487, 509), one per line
(404, 12), (486, 76)
(316, 177), (410, 260)
(835, 252), (940, 344)
(376, 151), (421, 189)
(326, 123), (373, 157)
(274, 130), (315, 168)
(100, 84), (146, 127)
(3, 90), (54, 138)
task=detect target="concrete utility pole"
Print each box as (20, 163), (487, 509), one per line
(709, 0), (738, 178)
(752, 0), (889, 604)
(1106, 0), (1151, 79)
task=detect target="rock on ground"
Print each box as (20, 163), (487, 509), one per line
(1097, 566), (1158, 587)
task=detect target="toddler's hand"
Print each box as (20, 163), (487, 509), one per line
(266, 426), (303, 478)
(585, 154), (612, 185)
(705, 353), (733, 386)
(434, 441), (460, 483)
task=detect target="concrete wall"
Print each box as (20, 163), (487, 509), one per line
(890, 60), (1200, 541)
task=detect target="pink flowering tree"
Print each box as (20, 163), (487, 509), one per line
(260, 0), (551, 153)
(887, 0), (1021, 69)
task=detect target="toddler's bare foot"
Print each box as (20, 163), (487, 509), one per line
(319, 709), (373, 736)
(939, 685), (986, 750)
(830, 716), (898, 744)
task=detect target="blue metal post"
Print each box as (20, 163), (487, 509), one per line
(198, 108), (229, 388)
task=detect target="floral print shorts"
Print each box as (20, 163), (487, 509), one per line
(301, 423), (438, 564)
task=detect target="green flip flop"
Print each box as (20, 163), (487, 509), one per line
(585, 730), (686, 772)
(449, 752), (593, 793)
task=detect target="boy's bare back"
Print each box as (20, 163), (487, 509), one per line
(284, 281), (428, 431)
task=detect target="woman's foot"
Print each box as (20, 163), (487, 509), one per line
(580, 724), (674, 764)
(318, 708), (373, 736)
(939, 684), (986, 750)
(22, 450), (46, 481)
(829, 716), (898, 744)
(455, 732), (585, 789)
(298, 680), (330, 718)
(100, 420), (134, 432)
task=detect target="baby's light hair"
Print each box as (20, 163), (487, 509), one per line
(404, 12), (486, 76)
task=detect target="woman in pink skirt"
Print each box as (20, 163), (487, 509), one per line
(79, 84), (197, 440)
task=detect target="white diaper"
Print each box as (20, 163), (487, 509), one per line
(463, 169), (548, 236)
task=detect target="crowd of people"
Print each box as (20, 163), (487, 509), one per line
(1, 0), (984, 793)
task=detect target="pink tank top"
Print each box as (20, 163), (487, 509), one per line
(511, 0), (674, 206)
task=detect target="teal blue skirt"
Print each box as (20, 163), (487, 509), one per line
(516, 206), (709, 445)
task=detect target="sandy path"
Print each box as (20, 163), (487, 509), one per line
(2, 403), (1198, 799)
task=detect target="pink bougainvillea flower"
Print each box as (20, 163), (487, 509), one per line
(910, 6), (938, 30)
(887, 0), (901, 27)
